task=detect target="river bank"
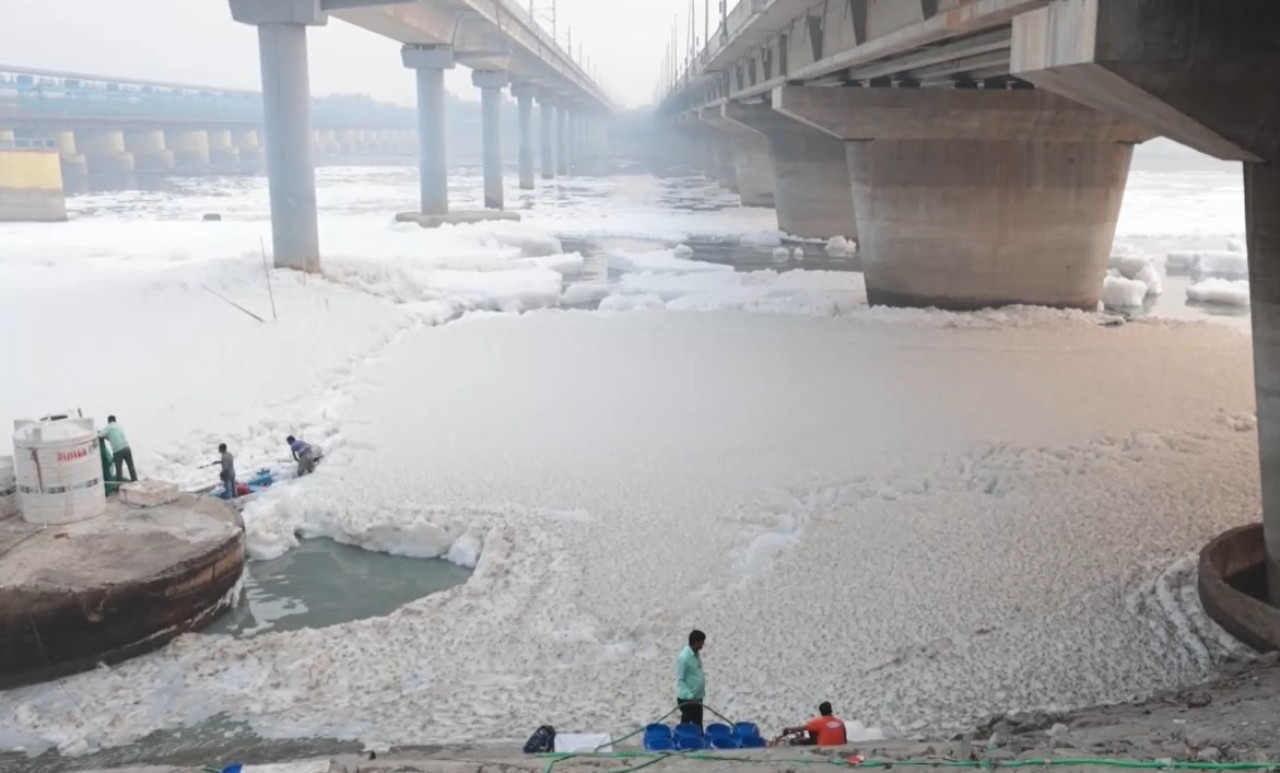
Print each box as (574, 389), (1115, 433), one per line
(69, 653), (1280, 773)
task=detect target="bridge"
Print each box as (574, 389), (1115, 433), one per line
(220, 0), (613, 270)
(659, 0), (1280, 627)
(0, 0), (612, 257)
(0, 64), (419, 179)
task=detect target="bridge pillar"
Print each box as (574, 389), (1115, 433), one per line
(1009, 0), (1280, 602)
(538, 91), (557, 180)
(124, 130), (175, 174)
(555, 104), (569, 176)
(231, 129), (262, 173)
(52, 130), (89, 184)
(0, 148), (67, 222)
(512, 82), (536, 190)
(207, 130), (240, 171)
(712, 142), (739, 192)
(230, 0), (326, 272)
(473, 70), (509, 210)
(566, 111), (579, 173)
(698, 106), (774, 207)
(75, 129), (135, 180)
(402, 44), (454, 215)
(773, 85), (1149, 309)
(167, 129), (211, 174)
(336, 129), (359, 155)
(723, 102), (856, 240)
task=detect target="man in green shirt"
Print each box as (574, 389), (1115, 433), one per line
(676, 629), (707, 727)
(99, 415), (137, 482)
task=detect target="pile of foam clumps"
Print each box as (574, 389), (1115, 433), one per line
(1101, 239), (1251, 309)
(1101, 243), (1165, 308)
(1169, 239), (1251, 308)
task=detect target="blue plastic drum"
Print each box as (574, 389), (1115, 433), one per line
(645, 736), (676, 752)
(732, 722), (760, 739)
(706, 723), (732, 738)
(674, 723), (703, 739)
(675, 735), (706, 751)
(739, 735), (767, 749)
(645, 724), (672, 737)
(710, 736), (742, 749)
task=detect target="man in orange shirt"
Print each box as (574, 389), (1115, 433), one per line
(779, 702), (847, 746)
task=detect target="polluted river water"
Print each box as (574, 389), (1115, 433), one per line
(0, 140), (1263, 769)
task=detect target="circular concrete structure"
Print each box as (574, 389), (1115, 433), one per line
(1198, 522), (1280, 653)
(0, 493), (245, 688)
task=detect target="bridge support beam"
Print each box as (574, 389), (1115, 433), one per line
(512, 83), (536, 190)
(538, 92), (557, 180)
(773, 86), (1149, 309)
(402, 44), (454, 215)
(167, 129), (211, 174)
(1010, 0), (1280, 603)
(555, 104), (569, 176)
(723, 102), (856, 240)
(75, 129), (135, 180)
(698, 107), (774, 207)
(207, 130), (240, 171)
(124, 130), (175, 174)
(231, 0), (325, 271)
(473, 70), (509, 210)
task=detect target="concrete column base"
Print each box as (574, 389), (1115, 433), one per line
(210, 148), (241, 172)
(85, 152), (136, 179)
(713, 143), (739, 192)
(731, 132), (775, 207)
(849, 138), (1134, 310)
(133, 151), (175, 174)
(772, 86), (1152, 308)
(59, 153), (89, 182)
(726, 103), (856, 239)
(0, 149), (68, 222)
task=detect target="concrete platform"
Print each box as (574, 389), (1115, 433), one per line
(396, 210), (522, 228)
(0, 493), (245, 688)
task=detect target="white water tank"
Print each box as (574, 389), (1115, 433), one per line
(13, 416), (106, 524)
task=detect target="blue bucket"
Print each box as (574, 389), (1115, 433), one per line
(674, 723), (703, 739)
(706, 723), (732, 738)
(732, 722), (760, 739)
(645, 724), (672, 737)
(675, 736), (706, 751)
(739, 735), (767, 749)
(710, 736), (741, 750)
(645, 736), (675, 752)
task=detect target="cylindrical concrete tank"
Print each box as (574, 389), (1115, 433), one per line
(13, 416), (106, 524)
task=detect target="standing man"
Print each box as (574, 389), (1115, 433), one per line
(286, 435), (316, 477)
(676, 629), (707, 728)
(99, 415), (138, 482)
(218, 443), (236, 500)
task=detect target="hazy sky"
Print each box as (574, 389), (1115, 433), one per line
(0, 0), (709, 107)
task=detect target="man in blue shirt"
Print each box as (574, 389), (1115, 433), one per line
(99, 415), (137, 482)
(286, 435), (316, 477)
(676, 629), (707, 728)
